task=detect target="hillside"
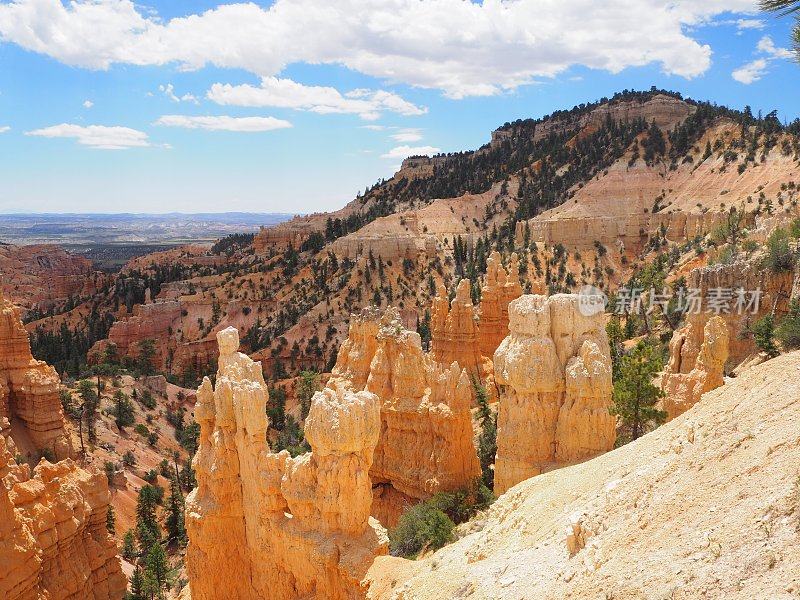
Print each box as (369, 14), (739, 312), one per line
(366, 351), (800, 599)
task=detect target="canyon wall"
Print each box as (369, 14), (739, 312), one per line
(185, 327), (387, 600)
(493, 294), (615, 494)
(330, 308), (481, 527)
(0, 291), (71, 459)
(662, 315), (729, 421)
(0, 434), (125, 599)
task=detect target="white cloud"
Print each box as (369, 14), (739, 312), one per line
(0, 0), (758, 99)
(732, 58), (768, 84)
(757, 35), (794, 59)
(207, 78), (424, 120)
(360, 125), (386, 131)
(83, 99), (93, 108)
(391, 128), (423, 143)
(0, 126), (9, 133)
(153, 115), (292, 132)
(159, 83), (199, 104)
(25, 124), (150, 149)
(736, 18), (765, 31)
(381, 145), (440, 160)
(732, 35), (793, 84)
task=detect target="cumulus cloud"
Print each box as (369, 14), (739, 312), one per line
(153, 115), (292, 132)
(391, 128), (423, 143)
(25, 124), (150, 149)
(732, 35), (793, 84)
(207, 78), (424, 120)
(0, 0), (758, 99)
(159, 83), (199, 104)
(83, 99), (93, 108)
(381, 145), (440, 160)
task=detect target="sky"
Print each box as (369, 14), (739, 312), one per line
(0, 0), (798, 215)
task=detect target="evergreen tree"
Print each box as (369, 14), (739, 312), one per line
(129, 566), (145, 600)
(472, 380), (497, 489)
(752, 314), (780, 357)
(136, 485), (161, 557)
(106, 504), (116, 535)
(77, 379), (99, 445)
(145, 542), (169, 592)
(164, 475), (186, 546)
(113, 390), (135, 429)
(610, 339), (667, 442)
(122, 529), (137, 561)
(296, 370), (320, 421)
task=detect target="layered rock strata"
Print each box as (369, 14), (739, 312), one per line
(329, 308), (482, 527)
(0, 291), (71, 459)
(662, 315), (729, 420)
(478, 252), (523, 358)
(0, 435), (125, 599)
(185, 327), (387, 600)
(430, 279), (482, 373)
(493, 294), (615, 494)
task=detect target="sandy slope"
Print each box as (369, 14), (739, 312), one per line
(367, 352), (800, 599)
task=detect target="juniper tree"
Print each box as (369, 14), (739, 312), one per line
(610, 339), (667, 442)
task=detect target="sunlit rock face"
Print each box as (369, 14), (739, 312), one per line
(493, 294), (615, 494)
(0, 291), (72, 460)
(0, 434), (126, 600)
(185, 327), (387, 600)
(662, 315), (729, 421)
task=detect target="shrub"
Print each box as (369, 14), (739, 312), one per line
(389, 502), (454, 558)
(140, 389), (157, 410)
(777, 300), (800, 351)
(122, 450), (137, 467)
(752, 314), (779, 358)
(762, 228), (796, 273)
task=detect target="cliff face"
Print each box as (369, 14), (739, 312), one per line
(431, 279), (482, 374)
(0, 292), (71, 459)
(493, 294), (615, 494)
(478, 252), (523, 358)
(328, 308), (481, 528)
(0, 434), (125, 600)
(185, 327), (387, 600)
(662, 315), (729, 420)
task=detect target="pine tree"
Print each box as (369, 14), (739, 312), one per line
(164, 475), (186, 546)
(610, 339), (667, 442)
(106, 504), (116, 535)
(145, 542), (169, 592)
(122, 529), (137, 561)
(113, 390), (135, 429)
(77, 379), (99, 444)
(129, 566), (145, 600)
(136, 485), (161, 557)
(472, 380), (497, 489)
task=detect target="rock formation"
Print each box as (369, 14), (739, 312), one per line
(662, 315), (729, 420)
(328, 308), (482, 527)
(185, 327), (387, 600)
(478, 252), (523, 358)
(430, 279), (482, 373)
(493, 294), (615, 494)
(0, 435), (125, 599)
(366, 350), (800, 600)
(0, 291), (71, 459)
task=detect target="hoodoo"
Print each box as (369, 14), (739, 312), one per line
(493, 294), (616, 494)
(185, 327), (387, 600)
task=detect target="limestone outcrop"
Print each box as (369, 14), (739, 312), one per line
(431, 279), (482, 373)
(185, 327), (387, 600)
(493, 294), (615, 494)
(662, 315), (729, 420)
(0, 291), (71, 459)
(0, 435), (126, 599)
(328, 308), (482, 527)
(478, 252), (523, 358)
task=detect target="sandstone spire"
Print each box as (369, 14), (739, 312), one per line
(431, 279), (482, 373)
(493, 294), (615, 494)
(185, 327), (387, 600)
(0, 294), (72, 459)
(662, 315), (729, 421)
(478, 251), (523, 358)
(327, 308), (481, 527)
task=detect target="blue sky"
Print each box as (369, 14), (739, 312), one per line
(0, 0), (798, 215)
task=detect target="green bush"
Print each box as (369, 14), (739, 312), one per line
(777, 300), (800, 351)
(752, 314), (779, 358)
(389, 502), (454, 558)
(762, 228), (796, 273)
(140, 389), (157, 410)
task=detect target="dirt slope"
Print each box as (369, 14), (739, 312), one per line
(367, 352), (800, 599)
